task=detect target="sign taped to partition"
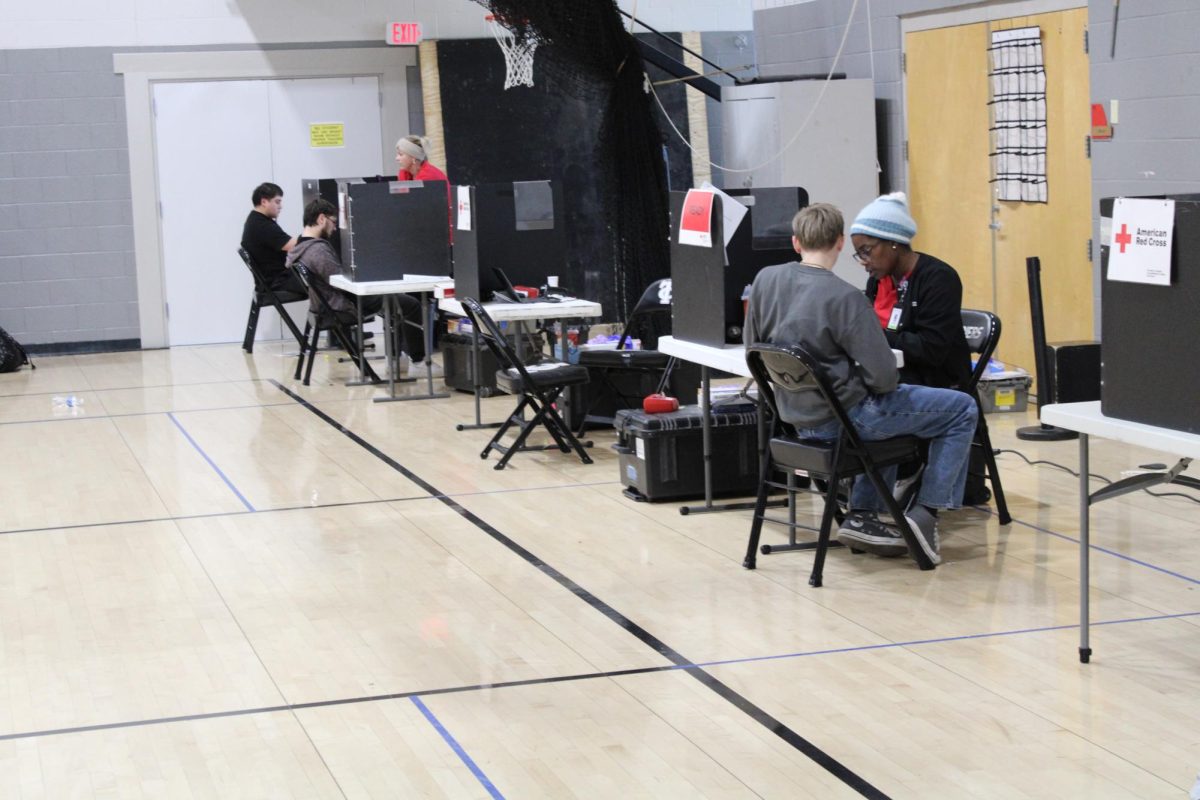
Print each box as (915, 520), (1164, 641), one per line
(1108, 198), (1174, 286)
(678, 189), (715, 248)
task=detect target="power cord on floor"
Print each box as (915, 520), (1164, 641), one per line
(996, 448), (1200, 506)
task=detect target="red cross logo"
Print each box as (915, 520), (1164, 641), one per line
(1114, 223), (1132, 253)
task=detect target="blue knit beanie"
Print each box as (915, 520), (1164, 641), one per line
(850, 192), (917, 245)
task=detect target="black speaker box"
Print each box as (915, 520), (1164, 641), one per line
(1043, 341), (1101, 403)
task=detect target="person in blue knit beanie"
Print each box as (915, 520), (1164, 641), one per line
(838, 192), (980, 555)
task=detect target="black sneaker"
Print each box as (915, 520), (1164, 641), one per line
(836, 512), (908, 558)
(902, 506), (942, 566)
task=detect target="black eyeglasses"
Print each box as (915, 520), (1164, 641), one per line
(852, 241), (881, 264)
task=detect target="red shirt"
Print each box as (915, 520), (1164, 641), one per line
(873, 275), (898, 327)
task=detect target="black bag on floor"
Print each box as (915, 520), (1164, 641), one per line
(0, 326), (33, 372)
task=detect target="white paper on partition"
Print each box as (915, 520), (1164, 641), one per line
(700, 181), (749, 251)
(456, 185), (472, 231)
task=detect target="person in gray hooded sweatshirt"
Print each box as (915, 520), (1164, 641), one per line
(744, 202), (976, 566)
(286, 198), (425, 364)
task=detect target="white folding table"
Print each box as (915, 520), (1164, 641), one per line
(330, 274), (453, 402)
(1041, 401), (1200, 663)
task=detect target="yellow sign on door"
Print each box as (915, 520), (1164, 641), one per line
(309, 123), (345, 148)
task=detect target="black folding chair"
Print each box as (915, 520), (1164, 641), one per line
(460, 297), (593, 470)
(237, 247), (307, 354)
(743, 343), (938, 584)
(961, 309), (1012, 525)
(573, 278), (679, 434)
(291, 261), (381, 387)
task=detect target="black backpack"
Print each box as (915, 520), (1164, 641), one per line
(0, 326), (33, 372)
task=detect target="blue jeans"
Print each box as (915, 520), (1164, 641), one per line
(794, 385), (978, 511)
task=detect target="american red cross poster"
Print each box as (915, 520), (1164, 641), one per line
(1108, 198), (1173, 286)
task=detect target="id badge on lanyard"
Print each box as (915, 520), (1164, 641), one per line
(886, 279), (909, 331)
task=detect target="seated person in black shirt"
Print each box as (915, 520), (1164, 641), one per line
(286, 199), (425, 365)
(241, 182), (305, 296)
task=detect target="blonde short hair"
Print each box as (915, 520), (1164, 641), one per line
(791, 203), (844, 252)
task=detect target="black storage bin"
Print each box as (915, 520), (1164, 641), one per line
(614, 403), (760, 502)
(442, 331), (545, 397)
(561, 360), (701, 431)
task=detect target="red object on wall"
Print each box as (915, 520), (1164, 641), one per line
(1091, 103), (1113, 140)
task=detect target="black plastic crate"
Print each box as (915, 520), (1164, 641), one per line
(442, 331), (545, 396)
(614, 403), (760, 502)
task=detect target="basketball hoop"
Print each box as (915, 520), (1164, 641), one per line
(487, 14), (538, 89)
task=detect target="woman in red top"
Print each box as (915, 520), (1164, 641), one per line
(395, 134), (451, 237)
(395, 135), (448, 183)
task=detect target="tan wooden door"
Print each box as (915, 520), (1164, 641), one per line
(905, 7), (1093, 379)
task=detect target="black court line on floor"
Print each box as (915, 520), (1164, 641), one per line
(1, 609), (1194, 745)
(268, 380), (890, 799)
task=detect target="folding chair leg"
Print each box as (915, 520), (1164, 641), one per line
(494, 400), (547, 470)
(303, 327), (321, 386)
(296, 322), (315, 381)
(482, 395), (532, 460)
(808, 472), (843, 587)
(541, 391), (593, 464)
(875, 474), (936, 571)
(978, 422), (1012, 525)
(243, 298), (261, 353)
(272, 298), (307, 350)
(742, 453), (776, 570)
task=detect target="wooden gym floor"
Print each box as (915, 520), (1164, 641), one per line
(0, 341), (1197, 798)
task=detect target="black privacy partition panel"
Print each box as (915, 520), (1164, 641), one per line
(437, 36), (692, 317)
(452, 181), (567, 302)
(341, 181), (451, 282)
(1100, 195), (1200, 434)
(669, 190), (726, 347)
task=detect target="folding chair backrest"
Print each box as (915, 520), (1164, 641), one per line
(460, 296), (537, 388)
(291, 261), (335, 318)
(961, 309), (1001, 392)
(618, 278), (674, 350)
(746, 342), (868, 451)
(238, 247), (271, 293)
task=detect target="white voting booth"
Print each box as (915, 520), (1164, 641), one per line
(721, 78), (880, 289)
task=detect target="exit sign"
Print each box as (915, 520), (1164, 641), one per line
(387, 22), (423, 45)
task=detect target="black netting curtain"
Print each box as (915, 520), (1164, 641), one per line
(472, 0), (671, 320)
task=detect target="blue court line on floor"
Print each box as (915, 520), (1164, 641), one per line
(0, 402), (297, 427)
(411, 697), (506, 800)
(167, 412), (255, 512)
(1, 608), (1196, 747)
(1007, 515), (1200, 586)
(686, 609), (1200, 672)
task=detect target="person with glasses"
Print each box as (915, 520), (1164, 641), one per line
(744, 203), (978, 565)
(849, 192), (971, 389)
(849, 192), (990, 522)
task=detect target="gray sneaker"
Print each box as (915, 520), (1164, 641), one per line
(836, 511), (908, 558)
(902, 506), (942, 566)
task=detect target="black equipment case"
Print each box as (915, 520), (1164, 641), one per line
(614, 404), (760, 502)
(441, 331), (545, 397)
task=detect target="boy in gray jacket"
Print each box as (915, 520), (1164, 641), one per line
(744, 203), (977, 565)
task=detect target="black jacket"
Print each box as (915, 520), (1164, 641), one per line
(865, 254), (972, 389)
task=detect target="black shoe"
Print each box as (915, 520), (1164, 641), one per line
(836, 511), (908, 558)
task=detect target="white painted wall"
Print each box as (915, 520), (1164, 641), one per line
(0, 0), (753, 50)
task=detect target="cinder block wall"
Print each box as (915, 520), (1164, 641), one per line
(0, 47), (138, 351)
